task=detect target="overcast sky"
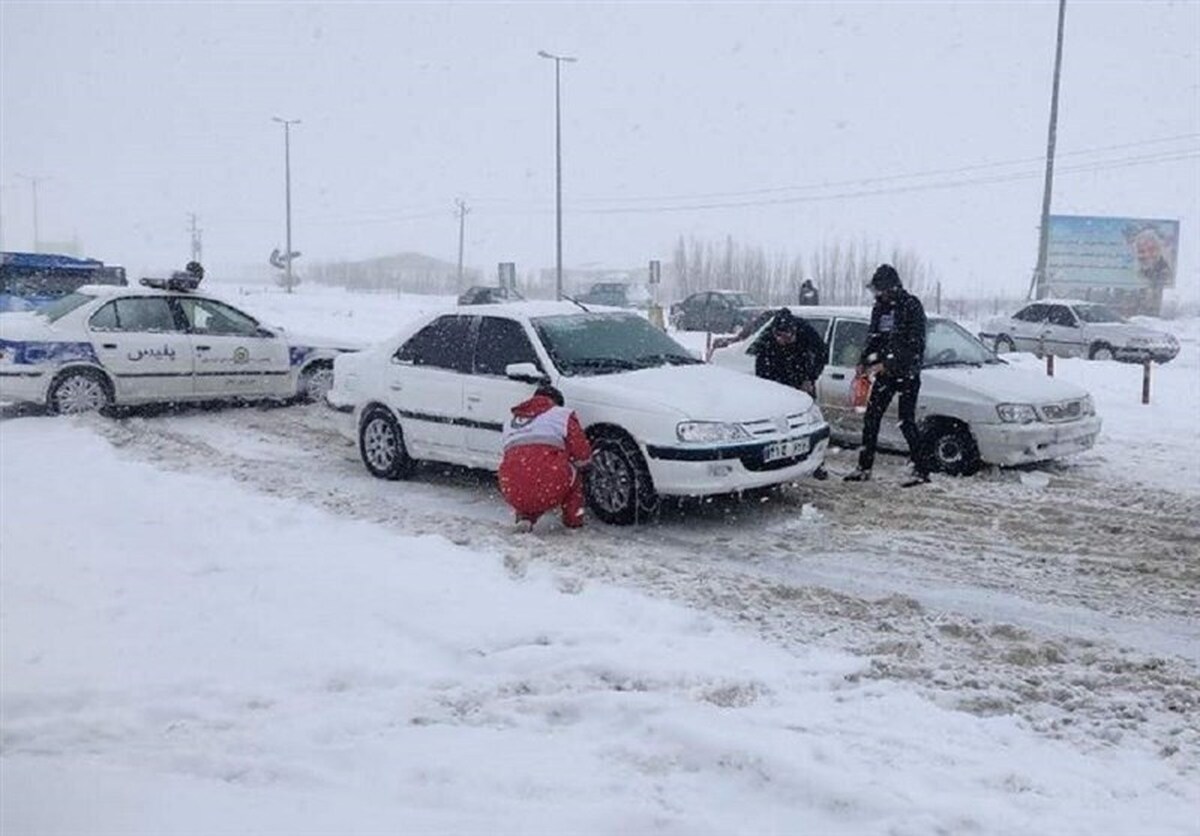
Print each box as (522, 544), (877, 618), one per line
(2, 1), (1197, 297)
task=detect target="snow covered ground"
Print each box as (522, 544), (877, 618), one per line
(2, 283), (1198, 834)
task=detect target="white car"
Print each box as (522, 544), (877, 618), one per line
(980, 299), (1179, 363)
(0, 281), (352, 413)
(710, 306), (1102, 474)
(327, 302), (830, 525)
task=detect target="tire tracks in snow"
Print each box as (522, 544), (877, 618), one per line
(75, 404), (1200, 775)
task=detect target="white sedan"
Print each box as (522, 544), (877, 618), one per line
(327, 302), (830, 525)
(979, 299), (1179, 363)
(0, 282), (352, 413)
(710, 306), (1102, 474)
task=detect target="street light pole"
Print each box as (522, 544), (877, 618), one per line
(538, 50), (576, 301)
(272, 117), (301, 293)
(15, 174), (48, 252)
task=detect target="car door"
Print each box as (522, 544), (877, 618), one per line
(1009, 304), (1049, 352)
(1043, 304), (1082, 357)
(819, 317), (871, 437)
(389, 314), (473, 457)
(87, 296), (195, 401)
(463, 316), (547, 468)
(176, 296), (290, 397)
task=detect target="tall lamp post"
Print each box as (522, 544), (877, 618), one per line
(15, 173), (48, 252)
(1031, 0), (1067, 300)
(538, 50), (576, 301)
(272, 116), (301, 293)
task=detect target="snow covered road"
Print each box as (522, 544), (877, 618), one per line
(61, 396), (1200, 779)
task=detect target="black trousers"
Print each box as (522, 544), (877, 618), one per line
(858, 373), (923, 472)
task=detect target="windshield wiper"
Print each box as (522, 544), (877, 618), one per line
(562, 357), (640, 374)
(632, 352), (702, 367)
(924, 360), (984, 368)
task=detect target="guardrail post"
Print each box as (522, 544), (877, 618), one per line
(1142, 359), (1151, 404)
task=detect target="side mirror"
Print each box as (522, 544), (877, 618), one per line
(256, 326), (278, 338)
(505, 362), (548, 384)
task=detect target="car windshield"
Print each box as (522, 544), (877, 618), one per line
(533, 312), (701, 375)
(1073, 304), (1124, 324)
(39, 292), (96, 322)
(923, 318), (1001, 367)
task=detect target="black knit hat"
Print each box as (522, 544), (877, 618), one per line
(535, 383), (565, 406)
(868, 264), (901, 291)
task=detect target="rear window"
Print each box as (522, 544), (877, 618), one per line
(40, 292), (96, 322)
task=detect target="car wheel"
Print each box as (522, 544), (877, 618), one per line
(586, 432), (658, 525)
(1088, 342), (1115, 361)
(299, 362), (334, 402)
(359, 407), (414, 480)
(49, 369), (112, 415)
(993, 335), (1015, 354)
(922, 421), (980, 477)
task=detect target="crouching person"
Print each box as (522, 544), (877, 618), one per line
(499, 384), (592, 532)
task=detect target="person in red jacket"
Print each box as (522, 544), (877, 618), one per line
(498, 384), (592, 532)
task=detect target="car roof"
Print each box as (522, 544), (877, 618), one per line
(1026, 299), (1107, 307)
(451, 300), (636, 318)
(779, 304), (951, 323)
(76, 283), (210, 299)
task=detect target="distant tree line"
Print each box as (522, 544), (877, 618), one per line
(668, 234), (937, 306)
(305, 253), (480, 295)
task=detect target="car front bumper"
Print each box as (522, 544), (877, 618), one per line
(973, 415), (1102, 466)
(644, 425), (830, 496)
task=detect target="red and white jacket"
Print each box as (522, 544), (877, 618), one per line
(502, 394), (591, 465)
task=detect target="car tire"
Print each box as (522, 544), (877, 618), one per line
(298, 362), (334, 402)
(921, 421), (981, 477)
(993, 335), (1015, 354)
(586, 431), (658, 525)
(359, 406), (415, 480)
(49, 369), (113, 415)
(1088, 342), (1115, 361)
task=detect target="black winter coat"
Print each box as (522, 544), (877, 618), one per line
(861, 289), (926, 379)
(755, 311), (828, 389)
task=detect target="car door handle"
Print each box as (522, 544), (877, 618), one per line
(466, 395), (482, 403)
(389, 383), (403, 391)
(831, 373), (846, 380)
(101, 343), (117, 349)
(195, 345), (211, 352)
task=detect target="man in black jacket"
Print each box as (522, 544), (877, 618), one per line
(755, 308), (829, 479)
(844, 264), (929, 486)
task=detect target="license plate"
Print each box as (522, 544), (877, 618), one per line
(763, 436), (810, 463)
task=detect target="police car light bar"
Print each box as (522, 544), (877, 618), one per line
(140, 273), (202, 292)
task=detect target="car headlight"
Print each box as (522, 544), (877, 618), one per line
(1128, 337), (1149, 346)
(1082, 395), (1095, 416)
(996, 403), (1038, 424)
(676, 421), (751, 443)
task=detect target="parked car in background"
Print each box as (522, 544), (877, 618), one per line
(980, 300), (1179, 363)
(458, 286), (522, 306)
(575, 282), (651, 308)
(710, 306), (1101, 475)
(670, 290), (770, 333)
(327, 302), (830, 525)
(0, 280), (353, 413)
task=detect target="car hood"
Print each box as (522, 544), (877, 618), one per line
(0, 312), (63, 342)
(925, 362), (1090, 403)
(565, 363), (813, 421)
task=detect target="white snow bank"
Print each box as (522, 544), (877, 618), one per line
(3, 419), (1196, 835)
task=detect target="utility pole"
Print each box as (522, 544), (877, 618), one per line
(455, 198), (470, 289)
(1031, 0), (1067, 301)
(187, 213), (203, 264)
(538, 50), (577, 301)
(272, 117), (301, 293)
(15, 174), (48, 252)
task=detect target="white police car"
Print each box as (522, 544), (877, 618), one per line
(0, 277), (352, 413)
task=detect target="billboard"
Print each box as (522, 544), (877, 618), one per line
(1046, 215), (1179, 291)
